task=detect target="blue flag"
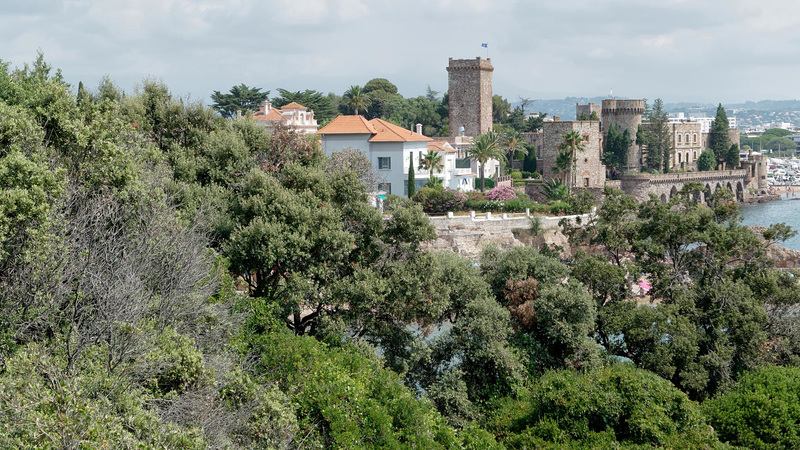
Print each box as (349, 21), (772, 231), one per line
(481, 43), (488, 48)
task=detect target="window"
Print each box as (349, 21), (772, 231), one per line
(377, 183), (391, 194)
(678, 134), (682, 143)
(685, 134), (689, 144)
(584, 177), (589, 187)
(693, 134), (697, 143)
(378, 157), (391, 169)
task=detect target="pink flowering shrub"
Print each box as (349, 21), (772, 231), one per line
(486, 185), (518, 201)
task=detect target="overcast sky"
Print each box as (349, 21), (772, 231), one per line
(2, 0), (799, 106)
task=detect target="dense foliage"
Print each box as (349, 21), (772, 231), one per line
(3, 55), (800, 448)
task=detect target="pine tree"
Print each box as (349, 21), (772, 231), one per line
(642, 99), (673, 172)
(709, 104), (731, 169)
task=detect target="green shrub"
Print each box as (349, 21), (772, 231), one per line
(704, 366), (800, 449)
(413, 186), (467, 214)
(547, 201), (569, 215)
(486, 364), (719, 448)
(566, 189), (597, 214)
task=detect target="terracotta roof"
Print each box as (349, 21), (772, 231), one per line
(428, 140), (456, 153)
(281, 102), (306, 110)
(317, 115), (375, 135)
(368, 118), (431, 143)
(253, 107), (283, 122)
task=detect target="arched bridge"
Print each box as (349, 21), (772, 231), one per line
(620, 170), (751, 203)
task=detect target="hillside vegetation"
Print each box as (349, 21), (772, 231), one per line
(2, 55), (800, 448)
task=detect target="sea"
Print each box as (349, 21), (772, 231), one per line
(740, 195), (800, 251)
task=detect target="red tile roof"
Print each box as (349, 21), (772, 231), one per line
(253, 107), (283, 121)
(428, 140), (456, 153)
(317, 115), (375, 134)
(368, 118), (431, 142)
(281, 102), (306, 110)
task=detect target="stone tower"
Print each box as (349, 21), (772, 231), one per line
(447, 57), (493, 139)
(601, 99), (645, 171)
(575, 102), (601, 121)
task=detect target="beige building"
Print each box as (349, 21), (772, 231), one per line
(533, 119), (606, 189)
(668, 121), (703, 171)
(252, 101), (318, 134)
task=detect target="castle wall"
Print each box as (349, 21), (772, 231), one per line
(447, 57), (493, 139)
(537, 120), (605, 188)
(576, 102), (601, 120)
(620, 170), (750, 203)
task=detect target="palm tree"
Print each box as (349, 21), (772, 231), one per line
(418, 150), (444, 184)
(553, 150), (572, 184)
(467, 131), (505, 191)
(501, 130), (528, 174)
(342, 85), (369, 115)
(558, 129), (585, 190)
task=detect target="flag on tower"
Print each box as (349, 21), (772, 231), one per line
(481, 43), (488, 48)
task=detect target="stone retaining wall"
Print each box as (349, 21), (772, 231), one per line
(423, 211), (592, 259)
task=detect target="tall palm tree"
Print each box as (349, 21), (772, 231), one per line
(502, 130), (528, 174)
(467, 131), (505, 191)
(419, 150), (444, 183)
(342, 85), (369, 115)
(558, 129), (585, 190)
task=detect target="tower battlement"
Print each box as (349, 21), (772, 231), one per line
(446, 57), (494, 71)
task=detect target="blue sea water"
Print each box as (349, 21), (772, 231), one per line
(740, 195), (800, 251)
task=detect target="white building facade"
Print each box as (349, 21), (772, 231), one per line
(318, 116), (476, 197)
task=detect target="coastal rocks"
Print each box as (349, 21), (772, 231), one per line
(750, 226), (800, 269)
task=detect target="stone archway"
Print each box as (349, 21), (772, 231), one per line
(670, 185), (678, 199)
(726, 182), (733, 194)
(736, 181), (744, 202)
(660, 193), (668, 203)
(704, 183), (712, 204)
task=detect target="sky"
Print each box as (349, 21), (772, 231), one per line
(2, 0), (800, 106)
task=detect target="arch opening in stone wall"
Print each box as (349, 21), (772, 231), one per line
(660, 193), (668, 203)
(737, 181), (744, 202)
(705, 183), (712, 204)
(727, 182), (733, 195)
(670, 185), (678, 199)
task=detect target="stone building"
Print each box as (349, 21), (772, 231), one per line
(534, 119), (605, 189)
(668, 121), (703, 171)
(447, 57), (493, 140)
(575, 102), (601, 121)
(601, 99), (645, 171)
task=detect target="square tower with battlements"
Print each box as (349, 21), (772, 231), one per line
(447, 57), (493, 139)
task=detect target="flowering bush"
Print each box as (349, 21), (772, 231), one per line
(486, 185), (518, 201)
(466, 190), (486, 201)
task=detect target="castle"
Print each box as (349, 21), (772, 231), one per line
(445, 56), (768, 202)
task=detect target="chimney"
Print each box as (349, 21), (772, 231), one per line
(416, 123), (423, 135)
(554, 116), (560, 122)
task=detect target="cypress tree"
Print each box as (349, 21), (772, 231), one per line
(407, 153), (416, 197)
(709, 104), (730, 169)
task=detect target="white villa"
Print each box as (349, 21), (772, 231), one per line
(318, 115), (477, 197)
(252, 101), (318, 134)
